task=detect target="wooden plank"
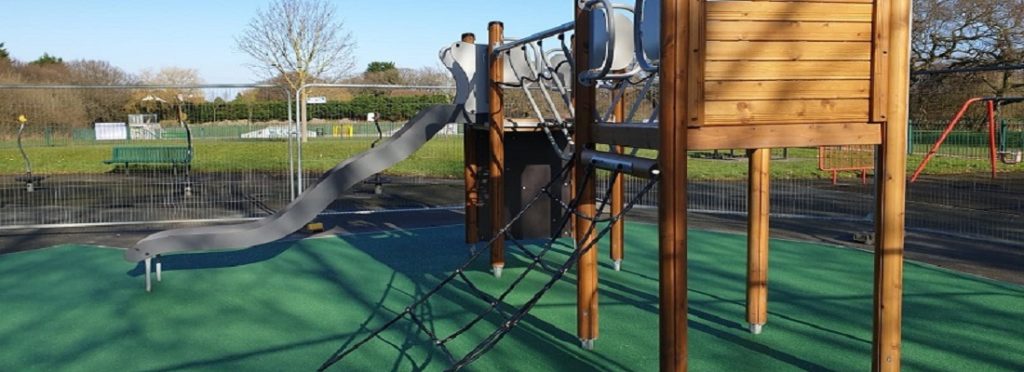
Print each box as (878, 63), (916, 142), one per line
(705, 99), (870, 124)
(592, 122), (883, 150)
(871, 0), (891, 122)
(706, 60), (871, 80)
(689, 122), (882, 150)
(706, 41), (872, 61)
(707, 1), (873, 22)
(706, 80), (871, 101)
(707, 21), (872, 42)
(874, 0), (910, 369)
(688, 0), (706, 126)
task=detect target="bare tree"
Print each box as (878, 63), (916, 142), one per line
(910, 0), (1024, 120)
(67, 60), (135, 122)
(912, 0), (1024, 92)
(236, 0), (357, 141)
(399, 65), (453, 86)
(138, 67), (206, 102)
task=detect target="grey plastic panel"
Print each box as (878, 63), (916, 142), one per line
(441, 42), (489, 114)
(590, 7), (636, 71)
(546, 52), (573, 90)
(124, 104), (465, 262)
(638, 0), (660, 61)
(502, 42), (538, 84)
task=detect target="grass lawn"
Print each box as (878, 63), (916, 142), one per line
(2, 138), (1021, 180)
(0, 137), (466, 178)
(0, 223), (1020, 371)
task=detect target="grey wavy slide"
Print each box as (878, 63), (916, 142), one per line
(125, 104), (465, 264)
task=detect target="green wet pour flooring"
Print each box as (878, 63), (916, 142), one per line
(0, 224), (1021, 371)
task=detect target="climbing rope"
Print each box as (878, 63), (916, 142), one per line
(318, 157), (659, 371)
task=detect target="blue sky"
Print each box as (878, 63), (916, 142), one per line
(1, 0), (570, 83)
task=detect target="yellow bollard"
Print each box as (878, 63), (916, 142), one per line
(305, 222), (325, 233)
(346, 125), (354, 138)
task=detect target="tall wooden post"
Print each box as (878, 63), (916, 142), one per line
(487, 21), (506, 277)
(574, 4), (600, 350)
(464, 32), (480, 245)
(659, 0), (690, 369)
(610, 86), (626, 271)
(746, 148), (770, 334)
(873, 0), (910, 370)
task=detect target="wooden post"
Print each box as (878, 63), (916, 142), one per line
(574, 4), (600, 350)
(659, 0), (690, 369)
(610, 85), (626, 271)
(464, 31), (480, 244)
(746, 148), (770, 334)
(873, 0), (910, 370)
(487, 21), (506, 277)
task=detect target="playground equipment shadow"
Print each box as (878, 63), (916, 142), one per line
(0, 224), (1021, 371)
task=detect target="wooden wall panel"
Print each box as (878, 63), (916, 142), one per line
(707, 21), (872, 42)
(706, 61), (871, 81)
(704, 99), (870, 124)
(706, 41), (872, 61)
(705, 80), (871, 100)
(688, 0), (706, 126)
(591, 122), (882, 150)
(871, 0), (891, 122)
(707, 1), (873, 22)
(699, 1), (877, 126)
(688, 122), (882, 150)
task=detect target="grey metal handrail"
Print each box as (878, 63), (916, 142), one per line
(492, 21), (575, 56)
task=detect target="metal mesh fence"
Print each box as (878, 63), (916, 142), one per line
(294, 85), (463, 214)
(604, 145), (1021, 244)
(910, 120), (1024, 159)
(1, 85), (294, 227)
(1, 84), (1021, 246)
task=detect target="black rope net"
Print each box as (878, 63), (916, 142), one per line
(318, 158), (659, 371)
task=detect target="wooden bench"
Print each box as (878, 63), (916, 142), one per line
(104, 146), (192, 174)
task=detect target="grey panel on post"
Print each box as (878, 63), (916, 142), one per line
(590, 7), (636, 71)
(502, 42), (538, 85)
(441, 42), (489, 115)
(124, 104), (466, 262)
(638, 0), (660, 61)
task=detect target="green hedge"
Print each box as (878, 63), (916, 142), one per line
(168, 94), (450, 124)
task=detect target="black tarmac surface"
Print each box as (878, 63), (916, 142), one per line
(1, 175), (1020, 284)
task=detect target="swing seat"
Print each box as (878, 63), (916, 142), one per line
(999, 150), (1023, 165)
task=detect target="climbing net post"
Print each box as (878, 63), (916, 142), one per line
(657, 0), (691, 369)
(487, 21), (507, 277)
(573, 2), (601, 349)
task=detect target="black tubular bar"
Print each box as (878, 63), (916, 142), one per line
(581, 149), (660, 178)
